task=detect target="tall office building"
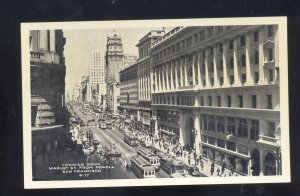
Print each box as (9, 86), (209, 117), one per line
(88, 49), (106, 107)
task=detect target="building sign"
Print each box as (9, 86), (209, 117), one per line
(142, 112), (150, 125)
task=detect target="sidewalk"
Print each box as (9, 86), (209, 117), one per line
(150, 141), (244, 177)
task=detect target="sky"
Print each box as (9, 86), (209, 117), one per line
(64, 27), (173, 98)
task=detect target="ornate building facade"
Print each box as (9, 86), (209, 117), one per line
(150, 26), (281, 176)
(30, 30), (67, 179)
(136, 30), (165, 133)
(105, 33), (123, 114)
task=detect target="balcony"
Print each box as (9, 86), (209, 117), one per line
(30, 50), (60, 65)
(264, 60), (275, 68)
(258, 135), (278, 145)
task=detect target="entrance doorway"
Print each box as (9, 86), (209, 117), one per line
(265, 153), (276, 175)
(250, 149), (260, 176)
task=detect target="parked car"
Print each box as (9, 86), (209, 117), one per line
(186, 166), (201, 177)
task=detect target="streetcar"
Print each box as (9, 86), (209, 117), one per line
(137, 148), (160, 171)
(124, 133), (138, 146)
(160, 155), (187, 175)
(130, 155), (156, 178)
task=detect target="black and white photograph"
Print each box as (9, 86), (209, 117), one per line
(21, 17), (289, 188)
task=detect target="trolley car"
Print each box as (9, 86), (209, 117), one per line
(124, 133), (138, 146)
(130, 155), (156, 178)
(160, 155), (187, 175)
(137, 148), (160, 171)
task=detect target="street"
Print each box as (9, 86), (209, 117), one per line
(73, 107), (170, 179)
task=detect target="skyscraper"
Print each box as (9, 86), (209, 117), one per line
(88, 48), (106, 107)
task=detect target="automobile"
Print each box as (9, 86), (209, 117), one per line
(100, 123), (106, 129)
(186, 166), (201, 177)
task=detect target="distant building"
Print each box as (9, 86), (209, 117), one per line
(81, 76), (89, 103)
(120, 63), (138, 122)
(88, 49), (106, 107)
(73, 84), (81, 103)
(136, 29), (165, 133)
(122, 54), (137, 70)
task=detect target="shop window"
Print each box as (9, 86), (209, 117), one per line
(217, 139), (225, 148)
(252, 95), (257, 108)
(202, 115), (208, 130)
(227, 117), (236, 135)
(250, 120), (259, 141)
(172, 97), (174, 105)
(208, 115), (215, 131)
(227, 141), (236, 151)
(202, 135), (207, 143)
(208, 136), (215, 145)
(216, 116), (225, 133)
(238, 119), (248, 138)
(177, 97), (180, 105)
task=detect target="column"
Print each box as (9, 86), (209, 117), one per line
(233, 37), (241, 86)
(194, 113), (201, 156)
(258, 27), (266, 84)
(179, 111), (185, 145)
(192, 53), (196, 86)
(170, 60), (174, 90)
(259, 149), (264, 176)
(248, 155), (252, 176)
(245, 31), (254, 85)
(163, 65), (166, 91)
(175, 59), (179, 88)
(180, 57), (184, 87)
(213, 45), (220, 87)
(223, 41), (230, 87)
(166, 62), (170, 91)
(205, 48), (211, 87)
(158, 66), (161, 92)
(197, 50), (203, 87)
(184, 56), (188, 86)
(39, 30), (48, 50)
(49, 30), (55, 51)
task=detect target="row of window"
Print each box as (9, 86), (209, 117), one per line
(153, 93), (274, 109)
(152, 26), (274, 62)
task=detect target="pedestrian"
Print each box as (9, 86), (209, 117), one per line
(217, 168), (220, 176)
(221, 162), (226, 174)
(231, 166), (234, 175)
(210, 166), (214, 175)
(188, 157), (191, 165)
(200, 160), (204, 170)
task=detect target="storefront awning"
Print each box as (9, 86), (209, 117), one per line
(160, 129), (176, 135)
